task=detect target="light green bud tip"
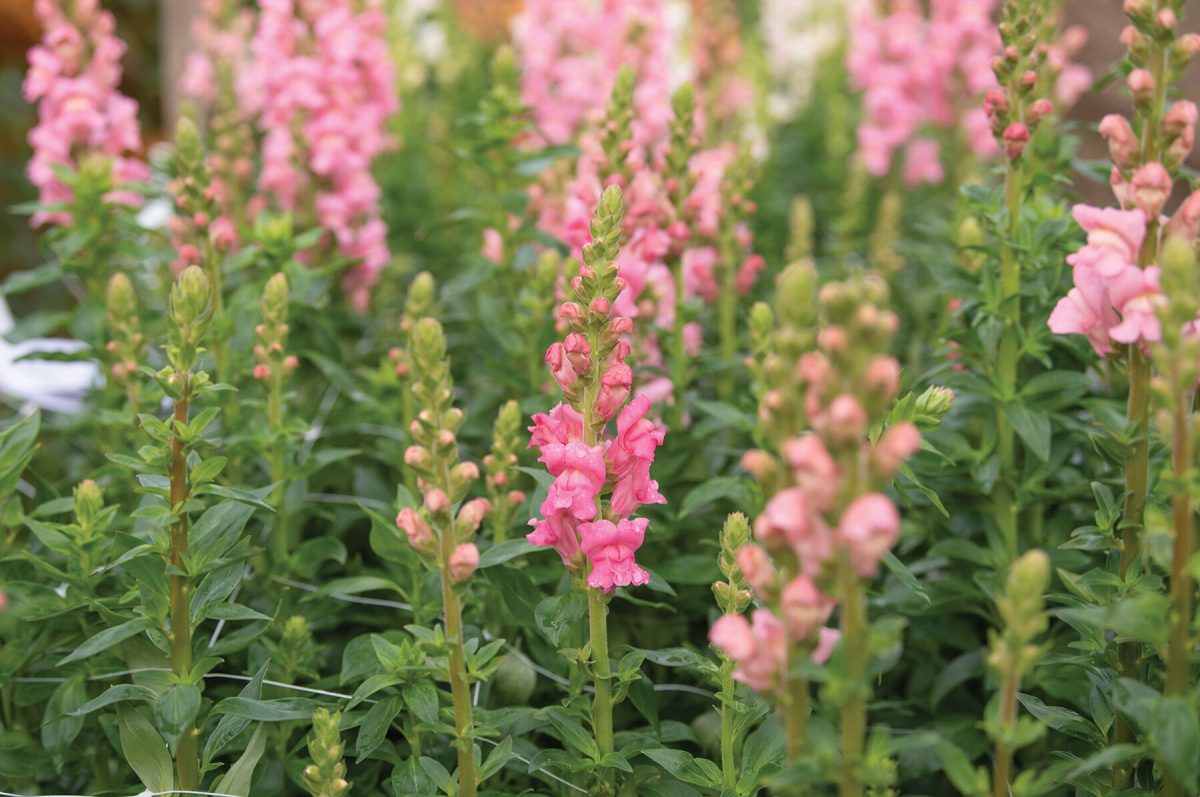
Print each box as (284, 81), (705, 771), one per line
(492, 44), (517, 85)
(106, 272), (137, 317)
(776, 260), (817, 325)
(412, 317), (447, 364)
(915, 385), (955, 420)
(406, 272), (436, 316)
(497, 399), (520, 436)
(1161, 234), (1197, 293)
(73, 479), (104, 526)
(1007, 548), (1050, 600)
(172, 117), (203, 171)
(671, 82), (695, 119)
(721, 512), (751, 552)
(611, 66), (635, 108)
(171, 266), (213, 328)
(282, 614), (311, 645)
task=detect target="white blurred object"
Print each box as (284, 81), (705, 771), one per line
(0, 293), (100, 414)
(762, 0), (858, 120)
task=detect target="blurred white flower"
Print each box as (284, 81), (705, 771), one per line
(0, 294), (99, 414)
(762, 0), (857, 120)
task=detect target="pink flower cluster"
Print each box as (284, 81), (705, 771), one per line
(23, 0), (148, 227)
(243, 0), (397, 309)
(512, 0), (674, 148)
(1049, 97), (1199, 355)
(711, 287), (919, 695)
(847, 0), (1000, 185)
(528, 395), (666, 592)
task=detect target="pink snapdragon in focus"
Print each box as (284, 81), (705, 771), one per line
(847, 0), (1000, 184)
(244, 0), (397, 309)
(24, 0), (149, 226)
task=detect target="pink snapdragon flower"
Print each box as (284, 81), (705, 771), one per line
(837, 493), (902, 577)
(608, 395), (668, 516)
(24, 0), (148, 226)
(538, 441), (607, 521)
(579, 517), (651, 591)
(709, 610), (787, 692)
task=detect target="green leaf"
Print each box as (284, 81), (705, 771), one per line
(480, 737), (513, 781)
(118, 706), (174, 793)
(68, 684), (158, 717)
(356, 695), (403, 762)
(1150, 696), (1200, 791)
(545, 710), (600, 759)
(204, 661), (269, 763)
(642, 748), (722, 788)
(419, 756), (454, 795)
(404, 682), (440, 725)
(189, 455), (228, 485)
(677, 477), (756, 519)
(156, 684), (202, 741)
(213, 724), (267, 797)
(1006, 403), (1051, 461)
(882, 550), (931, 605)
(58, 617), (151, 665)
(41, 677), (86, 762)
(935, 739), (988, 797)
(212, 697), (327, 722)
(478, 538), (537, 568)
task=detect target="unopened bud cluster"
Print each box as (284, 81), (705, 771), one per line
(712, 513), (752, 616)
(301, 709), (350, 797)
(986, 0), (1060, 160)
(253, 273), (297, 382)
(987, 549), (1050, 679)
(104, 272), (142, 382)
(168, 119), (235, 271)
(396, 317), (488, 583)
(484, 400), (526, 541)
(165, 266), (213, 382)
(386, 271), (437, 380)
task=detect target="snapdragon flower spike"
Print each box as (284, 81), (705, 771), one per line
(527, 186), (665, 593)
(104, 272), (142, 385)
(1049, 4), (1199, 355)
(169, 119), (229, 273)
(713, 274), (917, 699)
(484, 400), (526, 543)
(24, 0), (149, 226)
(252, 273), (297, 383)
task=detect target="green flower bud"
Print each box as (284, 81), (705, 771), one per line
(915, 385), (955, 421)
(170, 266), (213, 332)
(106, 272), (137, 322)
(583, 185), (626, 279)
(491, 44), (517, 86)
(302, 708), (350, 797)
(785, 195), (815, 263)
(775, 260), (818, 328)
(411, 317), (447, 371)
(73, 480), (104, 529)
(406, 272), (437, 319)
(262, 272), (290, 325)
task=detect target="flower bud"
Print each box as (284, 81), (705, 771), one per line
(863, 356), (901, 402)
(1131, 161), (1172, 219)
(1099, 114), (1139, 169)
(456, 497), (491, 535)
(873, 422), (922, 477)
(73, 479), (104, 528)
(780, 575), (836, 642)
(424, 489), (450, 514)
(736, 544), (776, 597)
(449, 542), (480, 582)
(1003, 122), (1030, 160)
(396, 507), (434, 550)
(826, 394), (868, 442)
(1127, 68), (1155, 103)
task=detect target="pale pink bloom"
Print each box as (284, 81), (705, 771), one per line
(482, 227), (504, 263)
(737, 544), (777, 597)
(449, 543), (480, 583)
(1055, 63), (1093, 109)
(736, 254), (766, 295)
(864, 356), (902, 401)
(709, 609), (787, 692)
(755, 488), (832, 572)
(579, 517), (651, 591)
(595, 361), (634, 421)
(683, 246), (719, 303)
(904, 139), (944, 186)
(780, 575), (836, 642)
(1130, 162), (1172, 220)
(396, 507), (433, 550)
(811, 627), (841, 665)
(539, 440), (607, 521)
(608, 394), (667, 517)
(527, 508), (582, 568)
(1109, 266), (1164, 345)
(1067, 205), (1146, 277)
(529, 403), (586, 451)
(873, 422), (922, 476)
(826, 394), (868, 442)
(782, 435), (839, 512)
(837, 493), (901, 577)
(1048, 263), (1120, 356)
(1099, 114), (1138, 169)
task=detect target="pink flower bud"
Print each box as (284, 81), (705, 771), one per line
(736, 544), (776, 597)
(983, 88), (1009, 122)
(817, 325), (848, 353)
(481, 227), (503, 263)
(563, 333), (592, 374)
(1166, 190), (1200, 240)
(1003, 122), (1030, 160)
(781, 435), (839, 511)
(283, 355), (299, 373)
(873, 421), (922, 477)
(812, 627), (840, 665)
(545, 342), (577, 391)
(558, 302), (583, 321)
(1099, 114), (1139, 169)
(192, 212), (209, 229)
(1027, 99), (1053, 126)
(437, 429), (457, 447)
(826, 394), (868, 442)
(608, 316), (634, 336)
(1131, 161), (1172, 219)
(424, 489), (450, 514)
(210, 217), (236, 250)
(1127, 68), (1155, 102)
(457, 497), (491, 534)
(797, 352), (832, 390)
(589, 297), (611, 315)
(455, 462), (480, 481)
(449, 543), (479, 582)
(396, 507), (434, 550)
(253, 364), (270, 380)
(179, 244), (201, 265)
(863, 356), (902, 401)
(508, 490), (525, 506)
(837, 493), (901, 577)
(740, 449), (775, 482)
(404, 446), (430, 467)
(780, 575), (836, 642)
(668, 221), (690, 241)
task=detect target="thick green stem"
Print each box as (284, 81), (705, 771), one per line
(785, 673), (809, 761)
(169, 395), (199, 792)
(267, 376), (289, 567)
(439, 523), (476, 797)
(587, 587), (615, 759)
(994, 162), (1022, 561)
(991, 670), (1020, 797)
(720, 658), (738, 789)
(670, 253), (688, 431)
(838, 560), (867, 797)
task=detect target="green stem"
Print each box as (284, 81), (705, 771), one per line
(720, 658), (738, 789)
(587, 586), (615, 762)
(670, 253), (688, 431)
(267, 375), (289, 568)
(785, 673), (809, 761)
(169, 394), (199, 792)
(838, 559), (867, 797)
(994, 161), (1022, 561)
(991, 670), (1020, 797)
(439, 521), (476, 797)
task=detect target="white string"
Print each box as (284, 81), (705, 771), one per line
(270, 576), (414, 611)
(476, 737), (589, 794)
(0, 791), (241, 797)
